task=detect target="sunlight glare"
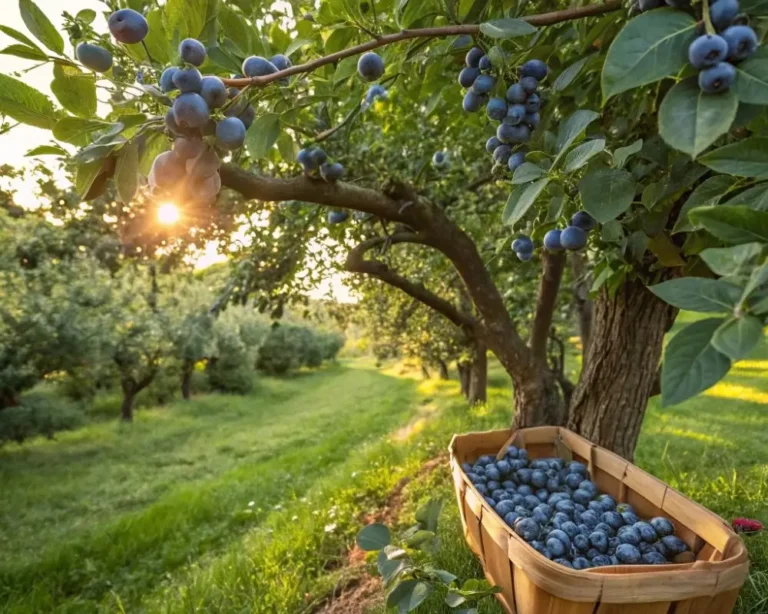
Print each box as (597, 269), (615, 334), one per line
(158, 203), (180, 225)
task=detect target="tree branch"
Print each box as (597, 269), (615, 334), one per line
(530, 251), (566, 364)
(221, 1), (623, 88)
(345, 233), (477, 331)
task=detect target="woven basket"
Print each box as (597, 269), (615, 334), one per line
(448, 426), (749, 614)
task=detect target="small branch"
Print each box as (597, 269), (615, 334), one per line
(314, 103), (363, 142)
(530, 251), (566, 364)
(221, 1), (623, 88)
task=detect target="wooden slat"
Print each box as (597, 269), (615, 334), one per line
(557, 428), (593, 460)
(623, 464), (668, 507)
(513, 569), (596, 614)
(663, 488), (731, 552)
(482, 514), (516, 608)
(595, 603), (670, 614)
(463, 488), (484, 560)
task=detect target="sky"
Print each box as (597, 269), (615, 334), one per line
(0, 0), (355, 302)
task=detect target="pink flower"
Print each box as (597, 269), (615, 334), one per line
(732, 518), (763, 534)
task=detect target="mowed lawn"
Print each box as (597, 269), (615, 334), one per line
(1, 322), (767, 613)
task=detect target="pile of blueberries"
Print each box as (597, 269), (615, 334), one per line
(510, 211), (596, 261)
(458, 48), (547, 175)
(462, 448), (690, 568)
(687, 0), (760, 93)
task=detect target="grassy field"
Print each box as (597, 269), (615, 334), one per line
(0, 324), (766, 613)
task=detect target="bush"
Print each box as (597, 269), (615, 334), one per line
(207, 326), (254, 394)
(257, 325), (345, 375)
(0, 393), (84, 445)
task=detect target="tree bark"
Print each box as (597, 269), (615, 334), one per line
(437, 359), (449, 380)
(530, 251), (566, 365)
(420, 364), (431, 379)
(181, 360), (194, 400)
(567, 279), (677, 460)
(120, 387), (135, 422)
(458, 361), (470, 398)
(119, 372), (157, 423)
(571, 252), (594, 360)
(468, 340), (487, 404)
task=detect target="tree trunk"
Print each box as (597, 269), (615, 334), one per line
(181, 360), (194, 400)
(571, 252), (594, 361)
(120, 388), (135, 422)
(420, 364), (431, 379)
(567, 279), (677, 460)
(512, 365), (567, 429)
(530, 252), (566, 365)
(468, 340), (487, 404)
(0, 392), (19, 410)
(437, 359), (449, 380)
(457, 361), (470, 398)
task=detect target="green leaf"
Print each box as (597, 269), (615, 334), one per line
(25, 144), (66, 157)
(115, 142), (139, 204)
(0, 25), (42, 51)
(139, 132), (170, 176)
(733, 48), (768, 104)
(502, 178), (550, 227)
(387, 580), (432, 613)
(700, 243), (765, 277)
(627, 230), (649, 261)
(51, 63), (96, 118)
(741, 0), (768, 13)
(206, 45), (242, 74)
(479, 18), (536, 39)
(414, 499), (442, 533)
(19, 0), (64, 54)
(433, 569), (456, 585)
(0, 73), (58, 130)
(553, 109), (600, 167)
(0, 43), (47, 61)
(673, 175), (738, 233)
(579, 168), (636, 223)
(356, 523), (391, 551)
(648, 233), (686, 266)
(564, 138), (605, 172)
(445, 592), (467, 607)
(245, 113), (280, 159)
(724, 182), (768, 211)
(75, 158), (105, 198)
(76, 9), (96, 24)
(602, 9), (696, 100)
(743, 262), (768, 300)
(404, 529), (436, 548)
(690, 205), (768, 244)
(219, 5), (252, 56)
(53, 117), (111, 145)
(649, 277), (742, 312)
(658, 78), (738, 159)
(661, 318), (731, 407)
(612, 139), (643, 169)
(712, 315), (764, 361)
(698, 138), (768, 179)
(165, 0), (208, 41)
(601, 219), (624, 242)
(334, 56), (359, 83)
(285, 37), (312, 58)
(511, 163), (545, 184)
(553, 57), (588, 92)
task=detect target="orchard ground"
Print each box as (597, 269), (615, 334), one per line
(0, 315), (766, 614)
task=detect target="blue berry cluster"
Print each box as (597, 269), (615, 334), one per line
(362, 84), (388, 111)
(462, 449), (690, 568)
(511, 235), (534, 262)
(296, 147), (345, 183)
(459, 49), (548, 175)
(688, 0), (759, 93)
(543, 211), (596, 253)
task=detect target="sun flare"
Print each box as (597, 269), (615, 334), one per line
(157, 203), (180, 225)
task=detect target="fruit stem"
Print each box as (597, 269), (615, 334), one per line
(141, 40), (156, 66)
(702, 0), (716, 36)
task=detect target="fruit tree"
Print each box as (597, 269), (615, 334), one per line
(1, 0), (766, 459)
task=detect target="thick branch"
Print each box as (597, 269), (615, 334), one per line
(220, 164), (409, 222)
(221, 1), (623, 88)
(530, 251), (566, 364)
(571, 252), (594, 359)
(345, 234), (476, 330)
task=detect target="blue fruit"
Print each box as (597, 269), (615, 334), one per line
(530, 470), (547, 489)
(532, 504), (553, 524)
(479, 55), (492, 71)
(546, 477), (560, 492)
(573, 488), (594, 506)
(432, 151), (447, 167)
(602, 511), (624, 531)
(520, 76), (538, 94)
(504, 511), (522, 526)
(486, 136), (502, 154)
(524, 112), (540, 129)
(635, 522), (658, 543)
(173, 93), (210, 129)
(688, 35), (729, 69)
(597, 495), (616, 512)
(621, 512), (640, 526)
(506, 83), (527, 103)
(549, 529), (571, 547)
(484, 496), (497, 507)
(518, 449), (529, 463)
(180, 38), (206, 66)
(297, 148), (318, 170)
(502, 480), (516, 490)
(595, 522), (616, 537)
(514, 517), (540, 541)
(242, 56), (278, 78)
(555, 499), (576, 516)
(486, 480), (500, 492)
(547, 537), (568, 558)
(512, 235), (534, 254)
(270, 54), (292, 70)
(321, 162), (345, 182)
(699, 61), (736, 93)
(108, 9), (148, 44)
(574, 534), (590, 552)
(508, 124), (531, 143)
(592, 555), (613, 567)
(560, 226), (588, 250)
(525, 93), (541, 113)
(650, 517), (675, 537)
(710, 0), (739, 31)
(493, 489), (511, 501)
(543, 229), (563, 252)
(517, 251), (533, 262)
(580, 510), (600, 530)
(466, 47), (484, 68)
(494, 460), (510, 477)
(521, 59), (548, 81)
(506, 446), (520, 459)
(463, 91), (484, 112)
(173, 137), (205, 160)
(487, 97), (508, 120)
(485, 465), (502, 481)
(160, 67), (179, 93)
(328, 210), (349, 224)
(365, 84), (387, 104)
(573, 556), (591, 569)
(618, 526), (641, 546)
(641, 551), (668, 565)
(76, 43), (113, 73)
(472, 74), (496, 95)
(496, 500), (517, 517)
(461, 462), (472, 473)
(148, 151), (185, 190)
(506, 104), (526, 125)
(589, 531), (608, 552)
(458, 67), (480, 88)
(523, 495), (541, 510)
(200, 76), (227, 108)
(722, 25), (759, 61)
(173, 68), (203, 93)
(661, 535), (688, 555)
(477, 455), (495, 466)
(571, 211), (596, 231)
(358, 52), (385, 81)
(311, 148), (328, 166)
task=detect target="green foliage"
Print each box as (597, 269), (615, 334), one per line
(0, 393), (83, 446)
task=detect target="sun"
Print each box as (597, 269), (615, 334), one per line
(157, 202), (180, 225)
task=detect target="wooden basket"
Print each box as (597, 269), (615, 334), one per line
(448, 426), (749, 614)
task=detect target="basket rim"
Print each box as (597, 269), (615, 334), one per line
(449, 426), (749, 598)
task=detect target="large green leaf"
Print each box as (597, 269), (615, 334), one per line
(219, 5), (252, 56)
(733, 48), (768, 104)
(386, 580), (432, 613)
(75, 158), (105, 198)
(502, 178), (550, 227)
(245, 113), (280, 159)
(19, 0), (64, 54)
(689, 205), (768, 244)
(511, 163), (545, 185)
(579, 168), (636, 223)
(0, 73), (58, 130)
(356, 523), (391, 551)
(698, 138), (768, 179)
(51, 63), (96, 118)
(612, 139), (643, 169)
(673, 175), (738, 233)
(479, 18), (536, 39)
(553, 110), (599, 167)
(553, 57), (588, 92)
(0, 24), (42, 51)
(564, 139), (605, 172)
(724, 182), (768, 211)
(0, 43), (47, 61)
(53, 117), (112, 145)
(661, 318), (731, 407)
(25, 144), (66, 157)
(115, 142), (139, 204)
(649, 277), (742, 312)
(602, 9), (696, 100)
(658, 78), (738, 159)
(712, 315), (764, 361)
(741, 0), (768, 13)
(700, 243), (765, 277)
(165, 0), (209, 41)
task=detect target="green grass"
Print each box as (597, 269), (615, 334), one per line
(0, 328), (766, 614)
